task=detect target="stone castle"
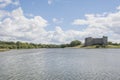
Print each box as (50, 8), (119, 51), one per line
(84, 36), (108, 46)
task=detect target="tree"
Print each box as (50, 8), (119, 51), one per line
(16, 41), (22, 49)
(108, 42), (113, 45)
(70, 40), (81, 47)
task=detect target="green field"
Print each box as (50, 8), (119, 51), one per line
(69, 45), (120, 49)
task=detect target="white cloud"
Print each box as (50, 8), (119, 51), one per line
(0, 7), (48, 43)
(0, 8), (87, 44)
(117, 6), (120, 10)
(72, 19), (88, 25)
(0, 0), (19, 8)
(0, 10), (10, 20)
(72, 6), (120, 43)
(0, 4), (120, 44)
(48, 0), (53, 5)
(48, 26), (86, 44)
(52, 18), (63, 24)
(53, 18), (58, 23)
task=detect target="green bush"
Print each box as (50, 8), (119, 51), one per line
(70, 40), (81, 47)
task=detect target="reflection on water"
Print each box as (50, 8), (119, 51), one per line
(0, 49), (120, 80)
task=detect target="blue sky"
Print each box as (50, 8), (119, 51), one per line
(19, 0), (119, 30)
(0, 0), (120, 43)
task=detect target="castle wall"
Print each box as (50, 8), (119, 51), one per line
(84, 36), (108, 46)
(103, 36), (108, 45)
(92, 38), (103, 45)
(85, 37), (93, 46)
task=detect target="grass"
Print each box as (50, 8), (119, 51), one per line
(106, 45), (120, 48)
(69, 44), (120, 49)
(0, 49), (9, 52)
(0, 44), (120, 51)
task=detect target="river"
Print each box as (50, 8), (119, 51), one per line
(0, 49), (120, 80)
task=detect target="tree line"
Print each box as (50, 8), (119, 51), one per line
(0, 40), (119, 49)
(0, 40), (82, 49)
(108, 42), (120, 46)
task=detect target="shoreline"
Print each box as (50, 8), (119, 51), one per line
(0, 45), (120, 52)
(0, 49), (9, 52)
(66, 45), (120, 49)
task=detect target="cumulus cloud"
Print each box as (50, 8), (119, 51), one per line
(72, 6), (120, 42)
(0, 3), (120, 44)
(0, 7), (79, 44)
(48, 26), (86, 44)
(0, 7), (87, 44)
(0, 7), (48, 43)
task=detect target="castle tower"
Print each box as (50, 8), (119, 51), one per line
(103, 36), (108, 45)
(85, 37), (93, 46)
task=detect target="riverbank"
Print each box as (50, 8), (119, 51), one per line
(0, 44), (120, 52)
(67, 45), (120, 49)
(0, 49), (9, 52)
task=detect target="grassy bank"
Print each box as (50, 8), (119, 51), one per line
(68, 45), (120, 49)
(0, 49), (9, 52)
(0, 45), (120, 51)
(106, 45), (120, 48)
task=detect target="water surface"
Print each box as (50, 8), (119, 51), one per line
(0, 49), (120, 80)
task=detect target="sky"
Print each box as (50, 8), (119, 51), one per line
(0, 0), (120, 44)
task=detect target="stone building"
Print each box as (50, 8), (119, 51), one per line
(84, 36), (108, 46)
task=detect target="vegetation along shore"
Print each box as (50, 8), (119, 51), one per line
(0, 40), (120, 51)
